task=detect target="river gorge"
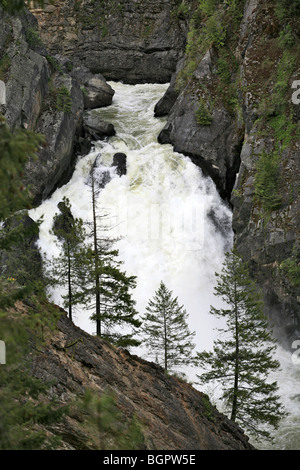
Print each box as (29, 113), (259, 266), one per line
(31, 82), (300, 450)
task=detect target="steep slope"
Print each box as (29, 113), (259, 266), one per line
(28, 304), (254, 450)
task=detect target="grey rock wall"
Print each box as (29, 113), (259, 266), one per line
(30, 0), (189, 83)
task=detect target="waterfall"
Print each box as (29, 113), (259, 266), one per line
(30, 82), (300, 450)
(31, 82), (232, 348)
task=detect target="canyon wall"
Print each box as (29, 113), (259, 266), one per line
(157, 0), (300, 347)
(30, 0), (189, 84)
(26, 0), (300, 345)
(2, 0), (299, 356)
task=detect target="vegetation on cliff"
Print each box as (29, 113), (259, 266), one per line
(196, 250), (286, 443)
(1, 0), (298, 450)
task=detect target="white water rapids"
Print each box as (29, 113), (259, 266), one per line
(30, 82), (300, 450)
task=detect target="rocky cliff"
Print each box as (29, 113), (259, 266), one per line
(28, 0), (300, 347)
(26, 303), (253, 450)
(30, 0), (189, 84)
(157, 0), (300, 348)
(0, 5), (115, 204)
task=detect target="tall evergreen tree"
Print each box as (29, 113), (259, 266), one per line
(141, 281), (196, 373)
(46, 197), (86, 321)
(83, 165), (141, 347)
(196, 249), (286, 442)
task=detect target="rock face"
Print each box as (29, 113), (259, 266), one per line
(81, 75), (115, 109)
(0, 8), (50, 130)
(83, 111), (115, 139)
(158, 49), (244, 201)
(30, 0), (189, 83)
(155, 0), (300, 347)
(30, 308), (254, 450)
(0, 6), (116, 205)
(0, 7), (83, 204)
(229, 0), (300, 346)
(25, 71), (84, 204)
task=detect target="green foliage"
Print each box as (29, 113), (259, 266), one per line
(217, 55), (232, 85)
(0, 116), (44, 303)
(196, 249), (286, 442)
(46, 197), (87, 321)
(197, 0), (218, 17)
(195, 98), (213, 125)
(275, 0), (300, 22)
(47, 184), (141, 348)
(85, 240), (141, 347)
(1, 216), (44, 291)
(272, 51), (295, 115)
(0, 0), (50, 13)
(0, 55), (11, 81)
(46, 55), (63, 73)
(278, 25), (295, 48)
(79, 389), (145, 450)
(254, 151), (282, 213)
(267, 113), (298, 150)
(201, 394), (215, 422)
(0, 303), (66, 449)
(175, 1), (190, 20)
(83, 167), (141, 347)
(141, 281), (196, 373)
(56, 86), (72, 114)
(204, 11), (227, 49)
(25, 27), (43, 48)
(177, 0), (246, 90)
(0, 116), (43, 221)
(280, 246), (300, 288)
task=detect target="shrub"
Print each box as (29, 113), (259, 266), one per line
(254, 151), (282, 213)
(0, 55), (11, 81)
(56, 86), (72, 114)
(25, 27), (43, 48)
(195, 99), (213, 125)
(280, 247), (300, 288)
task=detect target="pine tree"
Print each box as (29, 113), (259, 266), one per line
(196, 249), (286, 442)
(141, 281), (196, 373)
(46, 197), (87, 321)
(83, 165), (141, 347)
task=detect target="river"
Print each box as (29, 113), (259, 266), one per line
(30, 81), (300, 450)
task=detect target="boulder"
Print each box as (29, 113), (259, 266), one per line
(83, 76), (115, 109)
(112, 152), (127, 176)
(83, 112), (115, 139)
